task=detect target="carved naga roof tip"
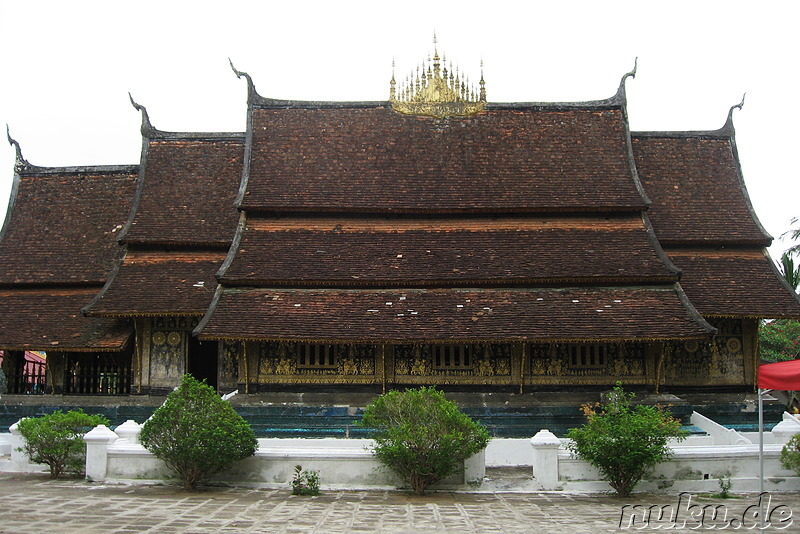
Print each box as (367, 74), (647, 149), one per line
(715, 93), (746, 138)
(613, 57), (637, 102)
(728, 92), (746, 122)
(390, 35), (486, 118)
(128, 93), (156, 137)
(6, 125), (30, 173)
(229, 58), (255, 100)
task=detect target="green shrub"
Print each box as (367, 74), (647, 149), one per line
(566, 385), (686, 497)
(759, 319), (800, 362)
(139, 374), (257, 490)
(17, 409), (109, 478)
(359, 386), (490, 495)
(780, 434), (800, 474)
(291, 464), (320, 496)
(715, 474), (734, 498)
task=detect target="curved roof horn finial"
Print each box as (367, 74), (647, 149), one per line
(128, 93), (155, 136)
(613, 57), (638, 104)
(720, 92), (746, 136)
(6, 125), (30, 173)
(229, 58), (255, 101)
(622, 57), (638, 84)
(728, 92), (746, 121)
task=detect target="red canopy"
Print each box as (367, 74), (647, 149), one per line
(758, 359), (800, 390)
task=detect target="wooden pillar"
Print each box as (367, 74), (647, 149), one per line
(512, 342), (525, 394)
(379, 344), (388, 394)
(742, 318), (758, 389)
(133, 318), (151, 394)
(648, 342), (666, 394)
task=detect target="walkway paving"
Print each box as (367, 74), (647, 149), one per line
(1, 472), (799, 533)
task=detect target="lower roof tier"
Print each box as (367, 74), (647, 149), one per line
(667, 250), (800, 318)
(0, 287), (132, 351)
(195, 285), (715, 343)
(84, 251), (227, 316)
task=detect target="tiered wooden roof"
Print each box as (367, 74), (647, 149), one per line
(633, 114), (800, 319)
(5, 60), (798, 353)
(83, 109), (243, 318)
(195, 73), (719, 342)
(0, 148), (137, 351)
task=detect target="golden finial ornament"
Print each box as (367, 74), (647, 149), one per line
(389, 58), (397, 101)
(389, 35), (486, 118)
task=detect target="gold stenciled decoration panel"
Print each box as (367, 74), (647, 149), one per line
(393, 343), (513, 385)
(245, 333), (751, 389)
(148, 317), (200, 384)
(663, 318), (748, 386)
(219, 340), (242, 390)
(255, 342), (380, 385)
(250, 341), (658, 387)
(526, 342), (647, 386)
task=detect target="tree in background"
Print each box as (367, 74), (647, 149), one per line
(779, 252), (799, 292)
(784, 217), (800, 257)
(759, 222), (800, 362)
(760, 320), (800, 362)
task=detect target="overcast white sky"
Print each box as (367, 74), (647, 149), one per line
(0, 1), (798, 258)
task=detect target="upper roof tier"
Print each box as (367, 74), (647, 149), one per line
(239, 105), (648, 213)
(121, 136), (244, 247)
(0, 166), (138, 286)
(632, 128), (771, 247)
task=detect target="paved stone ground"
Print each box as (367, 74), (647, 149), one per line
(2, 473), (799, 533)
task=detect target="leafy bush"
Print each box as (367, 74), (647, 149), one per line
(359, 386), (490, 495)
(759, 319), (800, 362)
(780, 434), (800, 474)
(715, 474), (734, 499)
(139, 374), (257, 490)
(291, 464), (320, 496)
(566, 385), (686, 497)
(17, 409), (109, 478)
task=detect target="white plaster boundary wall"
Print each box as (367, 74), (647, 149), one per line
(528, 412), (800, 493)
(5, 410), (800, 494)
(0, 421), (47, 473)
(84, 421), (485, 490)
(0, 432), (11, 456)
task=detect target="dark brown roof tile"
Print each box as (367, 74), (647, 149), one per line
(123, 139), (243, 245)
(0, 288), (132, 350)
(670, 251), (800, 318)
(85, 251), (225, 316)
(243, 107), (646, 212)
(0, 170), (137, 285)
(223, 216), (677, 285)
(197, 286), (713, 342)
(633, 136), (769, 246)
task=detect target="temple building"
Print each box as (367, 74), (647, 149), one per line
(2, 46), (800, 397)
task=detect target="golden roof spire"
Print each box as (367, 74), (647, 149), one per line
(390, 35), (486, 118)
